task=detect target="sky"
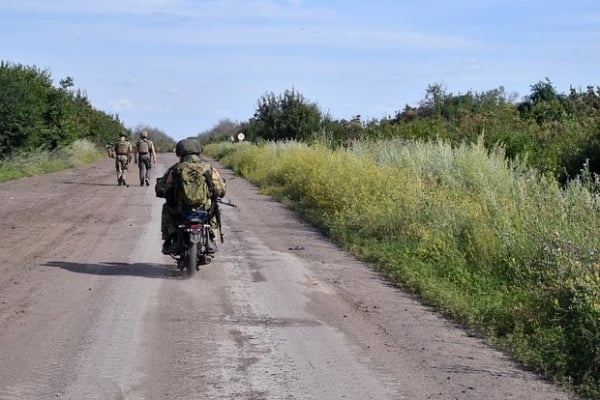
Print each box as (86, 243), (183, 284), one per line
(2, 0), (600, 141)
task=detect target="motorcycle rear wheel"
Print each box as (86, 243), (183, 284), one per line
(186, 243), (197, 277)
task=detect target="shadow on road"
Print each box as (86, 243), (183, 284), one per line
(60, 180), (119, 187)
(43, 260), (185, 279)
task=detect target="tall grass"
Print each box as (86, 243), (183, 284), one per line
(205, 139), (600, 398)
(0, 139), (105, 182)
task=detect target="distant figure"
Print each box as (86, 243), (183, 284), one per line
(134, 130), (157, 186)
(112, 132), (133, 187)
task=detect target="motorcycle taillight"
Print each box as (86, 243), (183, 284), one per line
(189, 223), (201, 230)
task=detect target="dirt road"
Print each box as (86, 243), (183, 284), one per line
(0, 154), (575, 399)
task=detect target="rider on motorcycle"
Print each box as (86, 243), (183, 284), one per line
(159, 138), (226, 254)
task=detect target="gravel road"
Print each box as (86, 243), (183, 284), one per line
(0, 154), (576, 399)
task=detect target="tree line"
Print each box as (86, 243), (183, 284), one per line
(0, 61), (128, 157)
(0, 61), (179, 158)
(4, 57), (599, 182)
(202, 80), (600, 184)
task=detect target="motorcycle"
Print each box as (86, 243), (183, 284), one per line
(156, 176), (236, 276)
(169, 207), (214, 276)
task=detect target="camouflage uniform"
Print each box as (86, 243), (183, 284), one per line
(113, 133), (133, 186)
(160, 140), (226, 253)
(134, 130), (157, 186)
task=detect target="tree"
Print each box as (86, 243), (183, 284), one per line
(0, 62), (54, 155)
(251, 88), (322, 141)
(519, 78), (567, 124)
(278, 88), (322, 141)
(419, 83), (447, 118)
(0, 61), (128, 157)
(253, 91), (280, 141)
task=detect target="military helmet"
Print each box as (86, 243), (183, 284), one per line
(175, 138), (202, 157)
(140, 130), (148, 138)
(119, 132), (127, 138)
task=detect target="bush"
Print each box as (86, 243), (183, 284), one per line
(213, 138), (600, 398)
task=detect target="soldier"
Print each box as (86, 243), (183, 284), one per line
(158, 138), (226, 254)
(112, 132), (133, 187)
(134, 130), (157, 186)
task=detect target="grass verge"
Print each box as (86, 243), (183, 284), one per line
(206, 138), (600, 399)
(0, 139), (105, 182)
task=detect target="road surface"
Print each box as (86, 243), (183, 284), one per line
(0, 154), (575, 399)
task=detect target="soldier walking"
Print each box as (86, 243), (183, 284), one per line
(134, 130), (157, 186)
(112, 132), (133, 187)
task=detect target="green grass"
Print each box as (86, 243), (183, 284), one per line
(0, 139), (105, 182)
(205, 138), (600, 399)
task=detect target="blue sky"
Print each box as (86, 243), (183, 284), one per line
(2, 0), (599, 140)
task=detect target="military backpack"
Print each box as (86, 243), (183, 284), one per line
(177, 161), (212, 209)
(116, 140), (130, 155)
(137, 139), (150, 154)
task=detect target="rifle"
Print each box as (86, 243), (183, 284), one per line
(217, 198), (237, 208)
(203, 167), (237, 243)
(210, 197), (237, 244)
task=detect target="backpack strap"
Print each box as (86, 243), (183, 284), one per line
(203, 166), (215, 195)
(202, 165), (219, 218)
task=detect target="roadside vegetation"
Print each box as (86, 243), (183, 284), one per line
(200, 80), (600, 399)
(206, 138), (600, 398)
(0, 139), (104, 182)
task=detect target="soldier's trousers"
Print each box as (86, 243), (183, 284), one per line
(115, 155), (129, 184)
(138, 154), (151, 182)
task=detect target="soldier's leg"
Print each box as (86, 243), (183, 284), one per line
(121, 160), (128, 186)
(115, 160), (123, 185)
(207, 216), (220, 253)
(162, 203), (180, 253)
(161, 203), (176, 240)
(138, 160), (145, 186)
(144, 156), (152, 184)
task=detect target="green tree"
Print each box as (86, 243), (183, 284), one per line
(278, 88), (322, 141)
(0, 62), (52, 155)
(251, 88), (322, 141)
(0, 61), (128, 157)
(519, 78), (567, 124)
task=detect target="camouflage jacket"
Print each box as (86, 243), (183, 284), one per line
(162, 155), (226, 208)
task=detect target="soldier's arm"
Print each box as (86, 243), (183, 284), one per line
(164, 164), (177, 188)
(164, 165), (179, 205)
(210, 167), (226, 198)
(150, 141), (157, 163)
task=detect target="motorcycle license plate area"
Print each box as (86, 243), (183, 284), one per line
(182, 209), (210, 221)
